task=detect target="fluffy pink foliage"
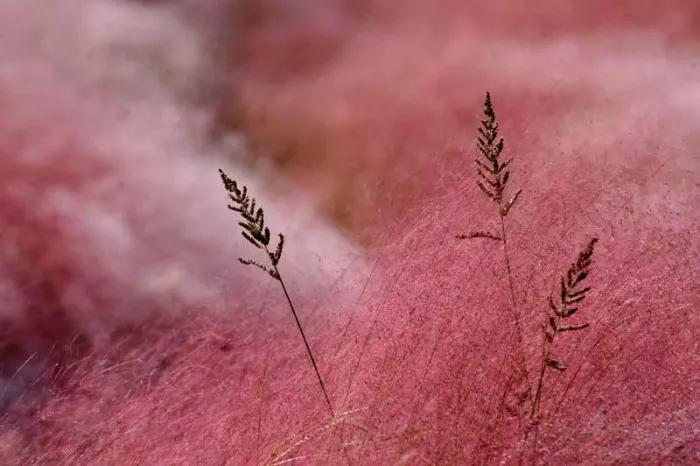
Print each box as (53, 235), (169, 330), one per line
(229, 0), (700, 233)
(1, 0), (699, 464)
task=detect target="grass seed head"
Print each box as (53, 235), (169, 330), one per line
(475, 92), (519, 209)
(219, 169), (285, 277)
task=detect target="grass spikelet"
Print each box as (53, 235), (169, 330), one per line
(219, 169), (334, 416)
(474, 92), (520, 209)
(455, 231), (502, 241)
(531, 237), (599, 420)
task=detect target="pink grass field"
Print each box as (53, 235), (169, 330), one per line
(0, 0), (699, 464)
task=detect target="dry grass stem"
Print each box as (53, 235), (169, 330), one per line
(458, 92), (529, 401)
(219, 169), (334, 416)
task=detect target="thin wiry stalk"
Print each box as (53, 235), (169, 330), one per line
(499, 213), (524, 351)
(219, 169), (334, 416)
(459, 92), (529, 401)
(0, 352), (37, 404)
(530, 237), (598, 421)
(272, 256), (335, 415)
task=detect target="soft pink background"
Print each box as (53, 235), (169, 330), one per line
(0, 0), (698, 464)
